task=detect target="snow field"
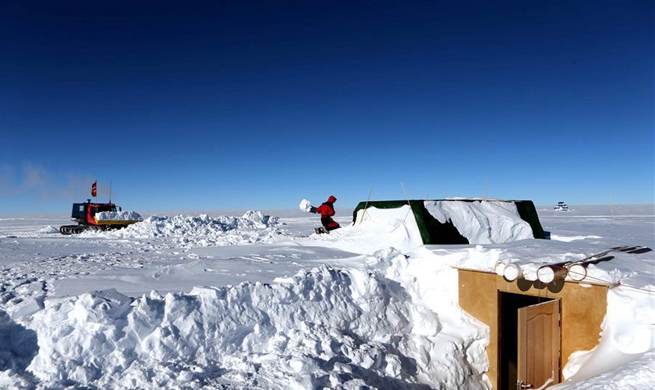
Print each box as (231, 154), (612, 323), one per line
(0, 205), (653, 389)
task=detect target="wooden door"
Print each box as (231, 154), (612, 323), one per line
(517, 299), (561, 389)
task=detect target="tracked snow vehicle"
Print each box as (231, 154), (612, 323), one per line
(59, 199), (142, 235)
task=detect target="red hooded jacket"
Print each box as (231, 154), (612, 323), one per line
(315, 196), (336, 217)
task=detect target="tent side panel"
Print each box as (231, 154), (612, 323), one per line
(353, 199), (548, 243)
(414, 205), (469, 245)
(352, 201), (415, 224)
(514, 200), (546, 239)
(353, 200), (470, 245)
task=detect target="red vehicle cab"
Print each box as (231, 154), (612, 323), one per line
(71, 200), (119, 226)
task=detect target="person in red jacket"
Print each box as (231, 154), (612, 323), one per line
(312, 195), (340, 233)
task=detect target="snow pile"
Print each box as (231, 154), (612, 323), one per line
(102, 211), (287, 247)
(1, 277), (47, 320)
(299, 199), (312, 213)
(424, 200), (534, 243)
(37, 226), (59, 234)
(350, 205), (424, 253)
(95, 210), (143, 221)
(553, 285), (655, 389)
(26, 252), (489, 389)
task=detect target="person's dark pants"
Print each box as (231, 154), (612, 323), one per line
(321, 217), (340, 231)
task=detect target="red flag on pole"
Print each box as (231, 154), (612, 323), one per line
(91, 181), (97, 197)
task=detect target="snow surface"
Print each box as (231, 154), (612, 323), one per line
(0, 204), (653, 389)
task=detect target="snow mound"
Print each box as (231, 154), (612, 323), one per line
(551, 234), (603, 242)
(37, 226), (59, 234)
(346, 206), (425, 254)
(102, 211), (288, 247)
(0, 277), (47, 319)
(424, 200), (534, 244)
(554, 285), (655, 389)
(95, 210), (143, 221)
(26, 255), (488, 390)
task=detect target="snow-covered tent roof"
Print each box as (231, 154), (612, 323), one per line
(352, 199), (547, 245)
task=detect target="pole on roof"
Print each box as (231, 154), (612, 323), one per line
(401, 181), (413, 220)
(358, 186), (374, 225)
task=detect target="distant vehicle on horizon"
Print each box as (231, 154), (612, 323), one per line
(554, 201), (570, 211)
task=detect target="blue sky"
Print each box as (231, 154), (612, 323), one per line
(1, 0), (653, 214)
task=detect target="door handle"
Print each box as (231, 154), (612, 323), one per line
(516, 381), (532, 389)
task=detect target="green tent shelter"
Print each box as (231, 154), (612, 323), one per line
(352, 199), (547, 245)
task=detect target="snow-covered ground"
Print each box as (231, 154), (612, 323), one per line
(0, 203), (653, 389)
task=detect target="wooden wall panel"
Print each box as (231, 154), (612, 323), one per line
(459, 270), (499, 389)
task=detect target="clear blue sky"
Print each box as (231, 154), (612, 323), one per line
(1, 0), (653, 214)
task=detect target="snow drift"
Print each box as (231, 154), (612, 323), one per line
(26, 251), (488, 390)
(98, 211), (288, 247)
